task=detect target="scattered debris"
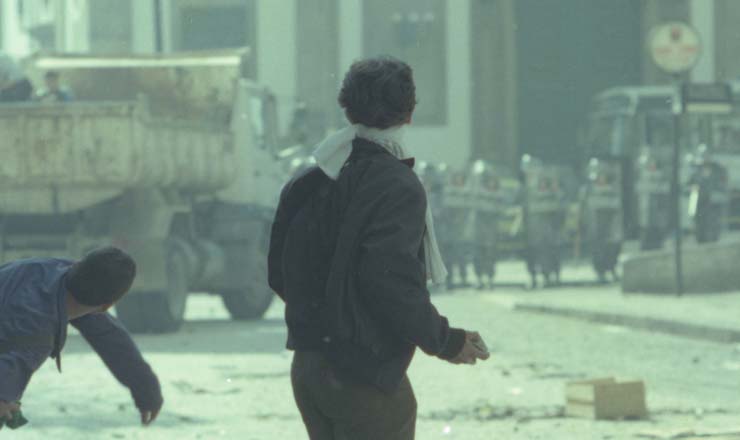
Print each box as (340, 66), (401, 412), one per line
(423, 403), (565, 423)
(566, 377), (648, 420)
(173, 414), (206, 424)
(508, 361), (588, 381)
(253, 413), (299, 421)
(533, 371), (587, 380)
(224, 371), (290, 381)
(171, 380), (241, 395)
(636, 427), (740, 439)
(651, 407), (730, 417)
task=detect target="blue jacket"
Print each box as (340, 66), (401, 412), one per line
(0, 258), (162, 411)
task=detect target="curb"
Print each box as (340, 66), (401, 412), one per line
(513, 303), (740, 344)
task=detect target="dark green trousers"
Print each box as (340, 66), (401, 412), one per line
(291, 351), (417, 440)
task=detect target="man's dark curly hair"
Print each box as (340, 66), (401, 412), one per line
(338, 57), (417, 129)
(65, 246), (137, 306)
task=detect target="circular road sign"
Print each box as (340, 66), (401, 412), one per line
(648, 22), (702, 74)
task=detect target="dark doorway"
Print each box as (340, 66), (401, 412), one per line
(515, 0), (643, 168)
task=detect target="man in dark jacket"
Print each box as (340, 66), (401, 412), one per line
(0, 247), (163, 428)
(268, 57), (490, 439)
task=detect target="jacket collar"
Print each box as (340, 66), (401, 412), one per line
(351, 138), (415, 169)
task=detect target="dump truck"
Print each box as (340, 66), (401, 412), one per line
(0, 49), (287, 333)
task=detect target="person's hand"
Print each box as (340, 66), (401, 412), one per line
(140, 407), (160, 426)
(0, 401), (20, 424)
(131, 372), (163, 427)
(450, 331), (490, 365)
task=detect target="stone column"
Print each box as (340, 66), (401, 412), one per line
(296, 0), (340, 137)
(470, 0), (518, 169)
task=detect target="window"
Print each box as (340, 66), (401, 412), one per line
(363, 0), (447, 125)
(172, 0), (256, 52)
(89, 0), (133, 53)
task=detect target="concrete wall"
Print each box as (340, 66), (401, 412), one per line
(338, 0), (472, 169)
(405, 0), (471, 169)
(131, 0), (156, 53)
(689, 0), (714, 82)
(1, 0), (33, 55)
(714, 0), (740, 81)
(296, 0), (340, 143)
(623, 241), (740, 293)
(256, 0), (296, 136)
(470, 0), (518, 170)
(57, 0), (89, 52)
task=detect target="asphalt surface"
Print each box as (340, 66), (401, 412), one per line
(12, 273), (740, 439)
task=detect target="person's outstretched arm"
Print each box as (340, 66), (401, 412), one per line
(355, 170), (467, 360)
(71, 313), (163, 425)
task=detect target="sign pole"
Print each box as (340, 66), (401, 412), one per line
(648, 21), (701, 296)
(672, 77), (684, 296)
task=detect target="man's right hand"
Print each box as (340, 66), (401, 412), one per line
(449, 331), (490, 365)
(0, 401), (19, 422)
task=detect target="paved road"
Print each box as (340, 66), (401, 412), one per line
(13, 282), (740, 439)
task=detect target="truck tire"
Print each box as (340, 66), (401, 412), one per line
(220, 244), (274, 320)
(221, 287), (274, 320)
(116, 245), (189, 333)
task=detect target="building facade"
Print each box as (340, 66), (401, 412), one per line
(3, 0), (740, 170)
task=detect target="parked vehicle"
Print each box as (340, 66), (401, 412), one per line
(0, 49), (287, 333)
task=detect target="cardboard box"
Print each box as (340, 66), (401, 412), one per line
(566, 377), (648, 420)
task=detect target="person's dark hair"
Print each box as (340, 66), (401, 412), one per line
(65, 247), (137, 306)
(338, 56), (417, 129)
(45, 71), (60, 80)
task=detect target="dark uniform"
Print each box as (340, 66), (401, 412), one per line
(688, 146), (729, 244)
(521, 156), (566, 288)
(636, 149), (672, 250)
(441, 171), (474, 289)
(468, 161), (501, 289)
(580, 158), (623, 283)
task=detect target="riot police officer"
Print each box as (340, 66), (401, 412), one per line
(579, 158), (623, 283)
(520, 155), (566, 288)
(688, 145), (729, 243)
(468, 160), (501, 289)
(441, 169), (474, 289)
(417, 162), (446, 217)
(636, 148), (672, 250)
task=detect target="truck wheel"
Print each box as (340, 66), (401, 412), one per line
(220, 245), (274, 320)
(116, 246), (189, 333)
(222, 287), (274, 320)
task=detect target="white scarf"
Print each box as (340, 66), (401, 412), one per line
(313, 124), (449, 285)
